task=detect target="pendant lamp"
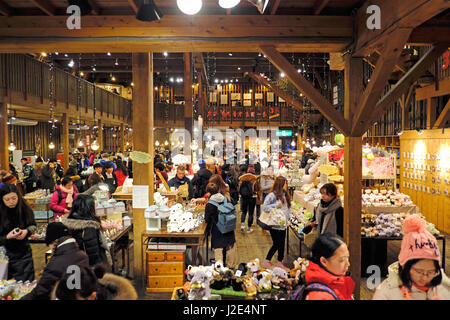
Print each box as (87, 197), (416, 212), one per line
(177, 0), (202, 15)
(136, 0), (163, 22)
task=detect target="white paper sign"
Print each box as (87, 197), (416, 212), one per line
(132, 185), (149, 209)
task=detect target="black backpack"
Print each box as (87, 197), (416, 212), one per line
(239, 180), (253, 199)
(288, 282), (339, 300)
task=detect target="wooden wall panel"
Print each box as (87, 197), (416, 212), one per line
(400, 129), (450, 233)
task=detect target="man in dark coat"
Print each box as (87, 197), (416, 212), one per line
(40, 159), (58, 192)
(20, 158), (36, 194)
(191, 160), (212, 198)
(21, 223), (89, 300)
(168, 166), (194, 200)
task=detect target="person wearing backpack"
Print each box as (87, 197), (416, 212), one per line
(303, 233), (354, 300)
(20, 158), (37, 194)
(238, 167), (257, 233)
(191, 160), (212, 198)
(50, 177), (78, 222)
(204, 182), (237, 269)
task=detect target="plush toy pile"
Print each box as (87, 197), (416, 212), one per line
(167, 204), (203, 233)
(362, 189), (413, 207)
(0, 280), (37, 300)
(303, 187), (321, 202)
(101, 219), (124, 239)
(361, 212), (406, 237)
(289, 205), (313, 237)
(180, 257), (309, 300)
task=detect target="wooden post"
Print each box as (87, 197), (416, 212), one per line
(120, 123), (125, 152)
(62, 113), (69, 171)
(427, 97), (437, 129)
(184, 52), (193, 157)
(132, 52), (154, 287)
(344, 55), (364, 299)
(0, 101), (8, 170)
(98, 119), (103, 152)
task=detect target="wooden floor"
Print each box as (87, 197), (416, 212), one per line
(30, 211), (450, 300)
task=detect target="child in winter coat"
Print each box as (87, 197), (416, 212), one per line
(50, 177), (78, 222)
(304, 233), (354, 300)
(373, 214), (450, 300)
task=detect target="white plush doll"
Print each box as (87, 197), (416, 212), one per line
(258, 270), (272, 291)
(302, 160), (320, 184)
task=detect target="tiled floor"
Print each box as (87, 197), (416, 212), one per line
(30, 212), (450, 300)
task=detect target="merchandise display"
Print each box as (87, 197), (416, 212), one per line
(0, 280), (37, 300)
(362, 146), (396, 179)
(362, 189), (413, 207)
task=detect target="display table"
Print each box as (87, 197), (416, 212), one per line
(293, 191), (318, 213)
(108, 225), (133, 277)
(111, 191), (132, 201)
(141, 223), (208, 292)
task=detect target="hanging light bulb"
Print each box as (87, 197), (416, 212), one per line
(322, 140), (326, 146)
(191, 140), (198, 151)
(78, 140), (84, 147)
(8, 142), (16, 151)
(177, 0), (202, 15)
(291, 140), (296, 147)
(164, 140), (169, 146)
(155, 140), (160, 146)
(49, 142), (55, 149)
(91, 140), (100, 151)
(68, 59), (75, 68)
(219, 0), (240, 9)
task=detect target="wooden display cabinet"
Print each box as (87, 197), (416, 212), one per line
(146, 250), (185, 293)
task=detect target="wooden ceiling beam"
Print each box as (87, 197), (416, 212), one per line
(270, 0), (281, 15)
(313, 0), (330, 15)
(360, 42), (450, 135)
(433, 99), (450, 128)
(353, 0), (449, 57)
(30, 0), (56, 16)
(0, 0), (12, 16)
(193, 53), (208, 85)
(260, 45), (350, 135)
(351, 28), (412, 135)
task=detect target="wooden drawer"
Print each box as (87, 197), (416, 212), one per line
(147, 275), (184, 288)
(146, 251), (165, 262)
(166, 252), (184, 262)
(148, 262), (184, 275)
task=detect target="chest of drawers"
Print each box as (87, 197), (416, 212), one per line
(146, 250), (185, 293)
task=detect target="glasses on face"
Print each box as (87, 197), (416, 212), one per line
(411, 268), (440, 278)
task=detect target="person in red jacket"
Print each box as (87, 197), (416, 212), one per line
(50, 177), (78, 222)
(114, 159), (128, 187)
(304, 233), (355, 300)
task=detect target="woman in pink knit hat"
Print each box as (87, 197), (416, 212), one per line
(373, 214), (450, 300)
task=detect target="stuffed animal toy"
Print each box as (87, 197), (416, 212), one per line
(271, 267), (288, 289)
(246, 258), (260, 274)
(257, 270), (272, 291)
(230, 263), (248, 291)
(175, 288), (188, 300)
(289, 258), (309, 278)
(188, 270), (213, 300)
(242, 276), (258, 297)
(302, 160), (320, 184)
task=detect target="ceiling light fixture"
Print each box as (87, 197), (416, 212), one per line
(8, 142), (16, 152)
(177, 0), (202, 15)
(68, 60), (75, 68)
(136, 0), (163, 22)
(219, 0), (240, 9)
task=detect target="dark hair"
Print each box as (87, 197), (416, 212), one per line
(0, 184), (35, 233)
(177, 166), (186, 172)
(61, 177), (73, 187)
(21, 158), (28, 162)
(55, 265), (98, 300)
(49, 158), (57, 164)
(399, 259), (442, 290)
(65, 167), (77, 177)
(309, 233), (345, 267)
(320, 183), (338, 198)
(36, 157), (43, 163)
(270, 176), (291, 208)
(116, 160), (128, 176)
(209, 174), (228, 196)
(93, 163), (102, 169)
(206, 182), (219, 195)
(88, 173), (102, 187)
(104, 162), (114, 169)
(68, 194), (100, 223)
(154, 162), (165, 172)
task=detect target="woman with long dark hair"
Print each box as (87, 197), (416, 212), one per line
(0, 184), (36, 281)
(209, 174), (231, 202)
(114, 159), (128, 187)
(262, 176), (291, 271)
(61, 194), (110, 266)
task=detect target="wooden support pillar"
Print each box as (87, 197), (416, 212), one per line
(98, 119), (103, 152)
(120, 123), (125, 152)
(132, 52), (154, 286)
(427, 97), (437, 129)
(344, 55), (364, 299)
(197, 71), (203, 118)
(62, 113), (69, 171)
(184, 52), (193, 155)
(0, 101), (8, 170)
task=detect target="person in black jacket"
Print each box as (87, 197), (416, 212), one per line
(168, 166), (194, 200)
(21, 222), (89, 300)
(102, 162), (118, 194)
(61, 194), (110, 266)
(0, 184), (36, 281)
(191, 160), (212, 198)
(204, 183), (237, 268)
(41, 159), (58, 192)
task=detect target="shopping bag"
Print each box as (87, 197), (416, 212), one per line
(257, 208), (287, 230)
(303, 227), (318, 248)
(257, 210), (273, 230)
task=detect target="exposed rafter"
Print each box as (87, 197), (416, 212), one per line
(30, 0), (56, 16)
(0, 0), (12, 16)
(271, 0), (281, 15)
(260, 45), (350, 135)
(128, 0), (138, 14)
(193, 53), (208, 85)
(433, 99), (450, 128)
(313, 0), (330, 15)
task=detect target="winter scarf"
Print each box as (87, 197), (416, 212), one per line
(400, 285), (443, 300)
(315, 197), (342, 235)
(60, 185), (74, 208)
